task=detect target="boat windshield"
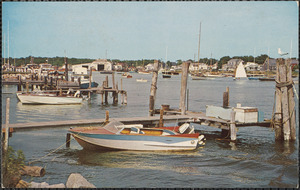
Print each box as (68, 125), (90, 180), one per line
(103, 120), (125, 134)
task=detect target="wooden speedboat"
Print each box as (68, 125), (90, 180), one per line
(68, 121), (205, 151)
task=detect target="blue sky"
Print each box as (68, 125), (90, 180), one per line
(2, 1), (299, 61)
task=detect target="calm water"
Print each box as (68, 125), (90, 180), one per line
(2, 73), (299, 188)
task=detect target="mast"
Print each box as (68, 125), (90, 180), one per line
(165, 46), (168, 70)
(197, 22), (201, 63)
(3, 34), (5, 65)
(8, 21), (10, 69)
(290, 39), (292, 59)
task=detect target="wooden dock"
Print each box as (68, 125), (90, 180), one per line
(4, 111), (271, 134)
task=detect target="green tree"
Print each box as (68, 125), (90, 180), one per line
(218, 56), (231, 69)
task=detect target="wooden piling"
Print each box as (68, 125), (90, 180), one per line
(159, 109), (164, 127)
(149, 60), (159, 116)
(274, 58), (296, 141)
(105, 111), (109, 123)
(112, 72), (116, 89)
(230, 111), (237, 141)
(287, 60), (296, 141)
(223, 87), (229, 108)
(124, 92), (127, 104)
(105, 76), (109, 88)
(18, 76), (22, 91)
(89, 68), (92, 88)
(4, 98), (10, 153)
(105, 91), (108, 104)
(279, 61), (290, 141)
(275, 60), (283, 140)
(179, 61), (190, 115)
(66, 133), (71, 148)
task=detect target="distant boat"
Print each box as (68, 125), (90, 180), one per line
(191, 73), (206, 80)
(99, 71), (113, 74)
(68, 121), (206, 151)
(259, 77), (275, 81)
(138, 70), (150, 74)
(162, 70), (172, 78)
(234, 62), (248, 80)
(16, 90), (83, 105)
(122, 73), (132, 78)
(248, 77), (260, 80)
(136, 78), (148, 82)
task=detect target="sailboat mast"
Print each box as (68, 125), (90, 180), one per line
(290, 39), (292, 59)
(8, 21), (10, 69)
(165, 46), (168, 69)
(197, 22), (201, 64)
(3, 34), (5, 65)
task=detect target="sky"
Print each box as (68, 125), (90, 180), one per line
(2, 1), (299, 62)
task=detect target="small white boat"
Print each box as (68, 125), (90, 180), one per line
(136, 78), (148, 82)
(69, 121), (205, 151)
(16, 91), (83, 105)
(234, 62), (248, 80)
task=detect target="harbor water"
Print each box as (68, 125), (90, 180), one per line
(2, 73), (299, 188)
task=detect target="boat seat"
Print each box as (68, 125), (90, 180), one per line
(130, 127), (140, 134)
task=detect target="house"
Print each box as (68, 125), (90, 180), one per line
(189, 62), (208, 72)
(262, 58), (277, 71)
(72, 59), (113, 74)
(91, 59), (113, 71)
(245, 62), (260, 71)
(222, 59), (244, 71)
(145, 63), (154, 71)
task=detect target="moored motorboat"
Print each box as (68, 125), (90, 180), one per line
(16, 90), (83, 105)
(136, 78), (148, 82)
(68, 121), (205, 151)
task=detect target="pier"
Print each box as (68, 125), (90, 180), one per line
(2, 72), (128, 105)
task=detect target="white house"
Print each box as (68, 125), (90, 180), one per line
(245, 62), (260, 71)
(145, 63), (154, 71)
(189, 62), (208, 72)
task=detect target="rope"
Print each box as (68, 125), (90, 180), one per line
(28, 137), (72, 165)
(275, 80), (294, 88)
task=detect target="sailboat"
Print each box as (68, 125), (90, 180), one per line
(191, 22), (206, 80)
(234, 62), (248, 80)
(162, 47), (171, 78)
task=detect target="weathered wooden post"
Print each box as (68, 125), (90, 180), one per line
(121, 79), (124, 104)
(223, 87), (229, 107)
(112, 72), (116, 89)
(18, 75), (22, 91)
(287, 59), (296, 141)
(159, 109), (164, 128)
(230, 111), (237, 141)
(105, 76), (109, 88)
(105, 111), (109, 123)
(274, 58), (296, 141)
(124, 91), (127, 104)
(275, 60), (283, 140)
(3, 98), (10, 153)
(66, 133), (71, 148)
(89, 68), (92, 88)
(179, 61), (190, 115)
(149, 60), (159, 116)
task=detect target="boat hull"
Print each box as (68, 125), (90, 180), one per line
(80, 82), (99, 89)
(70, 132), (200, 151)
(17, 93), (82, 105)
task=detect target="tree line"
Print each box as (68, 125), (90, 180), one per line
(3, 54), (297, 69)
